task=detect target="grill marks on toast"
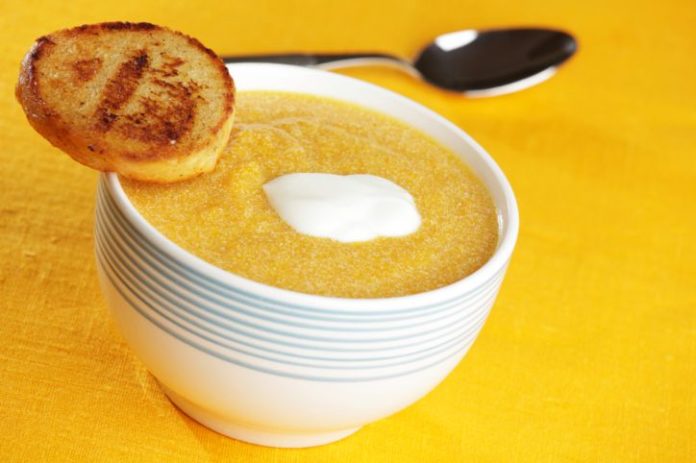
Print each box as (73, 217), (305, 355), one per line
(120, 76), (198, 155)
(71, 57), (103, 82)
(94, 49), (199, 155)
(95, 50), (150, 132)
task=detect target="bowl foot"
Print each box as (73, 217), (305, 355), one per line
(162, 386), (361, 448)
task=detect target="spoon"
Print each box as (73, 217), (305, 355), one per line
(222, 27), (577, 97)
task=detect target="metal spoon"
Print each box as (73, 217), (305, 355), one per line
(222, 27), (577, 97)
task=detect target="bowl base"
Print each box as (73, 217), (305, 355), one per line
(162, 385), (361, 448)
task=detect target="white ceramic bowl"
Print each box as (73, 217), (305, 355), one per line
(94, 63), (519, 448)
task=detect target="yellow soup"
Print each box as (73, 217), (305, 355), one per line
(122, 91), (499, 298)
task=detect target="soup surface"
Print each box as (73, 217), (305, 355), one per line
(122, 91), (498, 298)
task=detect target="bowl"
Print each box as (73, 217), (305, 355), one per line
(94, 63), (519, 448)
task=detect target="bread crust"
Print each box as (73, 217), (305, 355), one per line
(16, 22), (235, 182)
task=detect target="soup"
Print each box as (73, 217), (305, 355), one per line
(121, 91), (498, 298)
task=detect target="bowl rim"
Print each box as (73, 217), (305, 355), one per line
(104, 62), (519, 311)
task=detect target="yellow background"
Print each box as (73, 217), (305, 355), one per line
(1, 0), (694, 461)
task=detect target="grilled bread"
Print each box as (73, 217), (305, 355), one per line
(16, 22), (235, 183)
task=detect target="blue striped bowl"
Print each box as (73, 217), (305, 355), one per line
(95, 63), (519, 448)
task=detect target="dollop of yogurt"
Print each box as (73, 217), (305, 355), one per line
(262, 173), (421, 243)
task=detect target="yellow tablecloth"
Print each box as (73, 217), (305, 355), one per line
(1, 0), (694, 461)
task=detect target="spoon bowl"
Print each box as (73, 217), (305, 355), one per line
(414, 28), (577, 96)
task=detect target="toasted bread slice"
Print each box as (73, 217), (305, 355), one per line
(16, 22), (235, 183)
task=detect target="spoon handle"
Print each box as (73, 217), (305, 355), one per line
(221, 53), (413, 72)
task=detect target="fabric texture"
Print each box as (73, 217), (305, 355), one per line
(0, 0), (694, 461)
